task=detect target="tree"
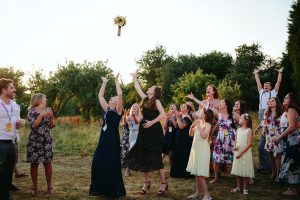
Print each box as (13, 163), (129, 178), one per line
(0, 66), (29, 117)
(137, 45), (170, 88)
(217, 79), (241, 103)
(199, 51), (233, 79)
(226, 43), (275, 110)
(287, 0), (300, 96)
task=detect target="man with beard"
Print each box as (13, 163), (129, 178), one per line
(0, 78), (25, 200)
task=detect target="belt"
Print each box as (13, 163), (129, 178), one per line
(0, 140), (13, 144)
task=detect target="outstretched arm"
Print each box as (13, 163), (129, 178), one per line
(186, 93), (207, 108)
(130, 72), (147, 99)
(274, 68), (283, 92)
(253, 68), (262, 92)
(115, 73), (123, 115)
(98, 77), (109, 111)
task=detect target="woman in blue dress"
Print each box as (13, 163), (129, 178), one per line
(89, 74), (126, 198)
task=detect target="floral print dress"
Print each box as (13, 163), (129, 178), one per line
(278, 111), (300, 185)
(263, 114), (283, 156)
(27, 107), (53, 163)
(212, 113), (236, 164)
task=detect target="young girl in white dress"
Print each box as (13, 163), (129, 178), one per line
(186, 108), (214, 200)
(231, 113), (255, 195)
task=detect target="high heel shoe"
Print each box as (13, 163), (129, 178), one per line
(139, 181), (151, 194)
(157, 182), (168, 196)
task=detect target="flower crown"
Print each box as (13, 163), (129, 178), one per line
(242, 113), (249, 120)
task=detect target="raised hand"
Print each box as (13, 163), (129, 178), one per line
(253, 68), (259, 74)
(186, 93), (195, 100)
(101, 77), (108, 83)
(276, 67), (283, 73)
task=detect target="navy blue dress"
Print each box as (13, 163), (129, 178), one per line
(170, 116), (194, 178)
(162, 117), (177, 155)
(89, 109), (126, 197)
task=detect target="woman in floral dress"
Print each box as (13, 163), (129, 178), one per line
(262, 97), (282, 181)
(210, 99), (236, 183)
(273, 93), (300, 196)
(27, 93), (55, 195)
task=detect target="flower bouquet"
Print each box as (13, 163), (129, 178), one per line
(114, 15), (127, 36)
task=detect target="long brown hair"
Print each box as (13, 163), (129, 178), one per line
(140, 87), (161, 110)
(265, 97), (282, 119)
(285, 93), (300, 113)
(207, 84), (218, 99)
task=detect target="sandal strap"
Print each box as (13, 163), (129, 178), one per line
(139, 189), (147, 194)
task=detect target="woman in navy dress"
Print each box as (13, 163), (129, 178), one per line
(170, 103), (194, 178)
(89, 74), (126, 198)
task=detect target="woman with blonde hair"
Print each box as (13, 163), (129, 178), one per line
(27, 93), (55, 195)
(124, 103), (142, 176)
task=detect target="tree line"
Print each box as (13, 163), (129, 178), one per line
(1, 1), (299, 121)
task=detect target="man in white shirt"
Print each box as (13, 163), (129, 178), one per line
(0, 79), (25, 200)
(253, 68), (283, 172)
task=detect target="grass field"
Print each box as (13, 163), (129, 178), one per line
(11, 115), (299, 200)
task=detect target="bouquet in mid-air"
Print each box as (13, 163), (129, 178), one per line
(114, 16), (127, 36)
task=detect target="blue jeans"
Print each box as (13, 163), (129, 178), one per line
(258, 109), (271, 170)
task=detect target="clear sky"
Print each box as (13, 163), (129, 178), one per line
(0, 0), (295, 83)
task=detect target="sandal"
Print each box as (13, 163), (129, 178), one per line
(46, 187), (53, 195)
(283, 188), (298, 196)
(157, 182), (168, 196)
(31, 188), (38, 195)
(202, 196), (212, 200)
(230, 187), (241, 193)
(187, 193), (200, 199)
(139, 181), (151, 194)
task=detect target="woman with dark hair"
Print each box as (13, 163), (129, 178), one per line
(170, 103), (194, 178)
(124, 72), (167, 196)
(210, 99), (236, 183)
(233, 100), (248, 123)
(273, 93), (300, 196)
(262, 97), (282, 181)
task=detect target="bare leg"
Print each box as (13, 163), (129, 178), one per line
(198, 176), (210, 199)
(125, 167), (131, 176)
(268, 152), (276, 179)
(43, 162), (52, 194)
(237, 176), (242, 188)
(209, 162), (219, 183)
(187, 177), (200, 198)
(30, 163), (39, 194)
(158, 169), (168, 191)
(275, 154), (282, 181)
(243, 177), (249, 190)
(13, 163), (19, 175)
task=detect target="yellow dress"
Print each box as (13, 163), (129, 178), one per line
(186, 128), (210, 177)
(231, 128), (255, 178)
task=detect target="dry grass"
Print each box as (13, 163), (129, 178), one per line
(11, 114), (300, 200)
